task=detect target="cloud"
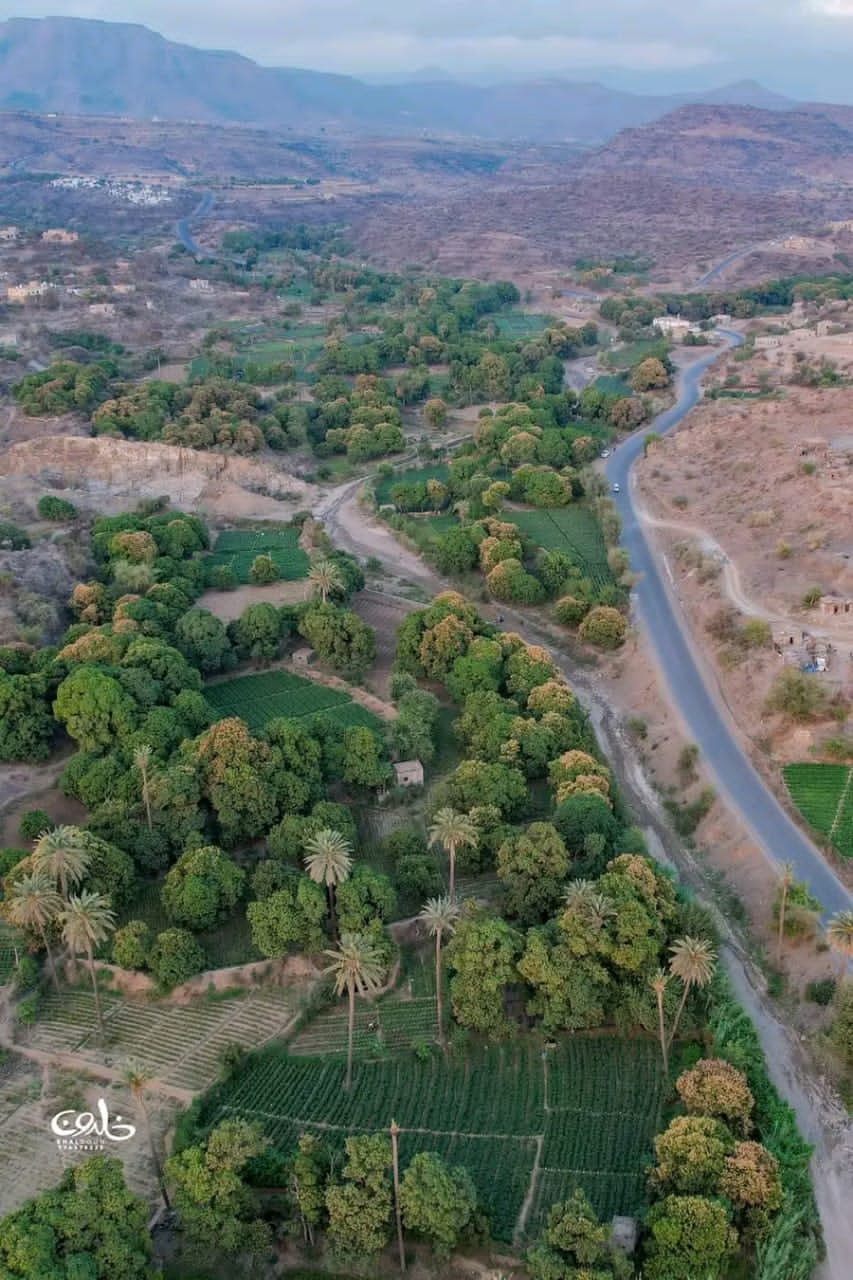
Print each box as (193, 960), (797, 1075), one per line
(807, 0), (853, 13)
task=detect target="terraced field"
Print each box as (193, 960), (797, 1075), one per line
(203, 1035), (664, 1241)
(205, 669), (382, 734)
(205, 526), (309, 584)
(783, 763), (853, 858)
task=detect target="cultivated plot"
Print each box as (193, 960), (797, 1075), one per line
(205, 526), (310, 583)
(783, 763), (853, 858)
(204, 669), (382, 734)
(507, 506), (613, 590)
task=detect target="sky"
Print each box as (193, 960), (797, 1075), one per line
(4, 1), (853, 99)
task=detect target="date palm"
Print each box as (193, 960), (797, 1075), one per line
(308, 557), (344, 605)
(324, 931), (386, 1090)
(304, 828), (353, 941)
(418, 895), (460, 1048)
(563, 880), (615, 934)
(667, 935), (717, 1049)
(122, 1060), (170, 1208)
(776, 862), (794, 964)
(134, 744), (153, 832)
(650, 968), (671, 1076)
(428, 807), (477, 899)
(60, 890), (115, 1036)
(32, 825), (91, 900)
(826, 909), (853, 981)
(4, 872), (63, 991)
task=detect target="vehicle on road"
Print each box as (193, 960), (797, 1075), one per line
(601, 448), (611, 458)
(611, 482), (621, 493)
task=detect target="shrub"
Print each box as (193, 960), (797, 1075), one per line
(206, 564), (238, 591)
(764, 670), (828, 723)
(248, 554), (280, 585)
(18, 809), (51, 841)
(554, 595), (589, 627)
(0, 846), (29, 882)
(150, 928), (207, 988)
(112, 920), (152, 971)
(37, 495), (77, 521)
(578, 605), (627, 649)
(805, 978), (835, 1006)
(801, 587), (822, 610)
(0, 521), (30, 550)
(828, 982), (853, 1065)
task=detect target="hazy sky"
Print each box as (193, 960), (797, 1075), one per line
(4, 1), (853, 97)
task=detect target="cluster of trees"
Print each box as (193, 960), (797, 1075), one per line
(306, 372), (405, 461)
(13, 360), (114, 415)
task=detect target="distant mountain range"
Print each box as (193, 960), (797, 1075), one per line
(0, 16), (799, 144)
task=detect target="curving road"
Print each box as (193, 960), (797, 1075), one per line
(695, 243), (764, 287)
(605, 334), (852, 920)
(176, 191), (213, 257)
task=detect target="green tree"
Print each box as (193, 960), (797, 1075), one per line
(150, 927), (207, 988)
(248, 553), (280, 585)
(418, 895), (461, 1048)
(291, 1133), (330, 1245)
(0, 1155), (153, 1280)
(60, 890), (116, 1035)
(764, 668), (828, 722)
(175, 608), (232, 673)
(400, 1151), (477, 1258)
(54, 665), (139, 751)
(304, 827), (353, 940)
(578, 606), (627, 650)
(326, 1134), (392, 1263)
(496, 822), (569, 925)
(165, 1119), (271, 1255)
(112, 919), (152, 970)
(336, 864), (397, 933)
(228, 601), (283, 661)
(667, 935), (717, 1048)
(122, 1060), (171, 1208)
(134, 744), (153, 831)
(428, 806), (477, 898)
(31, 824), (91, 899)
(675, 1059), (755, 1135)
(527, 1188), (628, 1279)
(3, 871), (63, 991)
(644, 1194), (737, 1280)
(827, 909), (853, 978)
(341, 725), (389, 789)
(308, 556), (344, 605)
(247, 875), (327, 956)
(0, 672), (54, 762)
(194, 717), (279, 845)
(446, 909), (523, 1036)
(631, 356), (670, 392)
(652, 1115), (732, 1196)
(162, 844), (245, 931)
(298, 603), (376, 679)
(324, 931), (386, 1090)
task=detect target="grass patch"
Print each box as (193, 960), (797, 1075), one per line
(507, 506), (613, 590)
(494, 310), (552, 338)
(604, 337), (670, 372)
(205, 526), (309, 584)
(784, 763), (853, 857)
(201, 1036), (664, 1241)
(594, 373), (630, 396)
(374, 464), (450, 506)
(205, 669), (382, 734)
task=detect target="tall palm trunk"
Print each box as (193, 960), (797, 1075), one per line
(86, 941), (103, 1035)
(667, 981), (692, 1051)
(141, 767), (152, 832)
(655, 987), (669, 1076)
(137, 1091), (171, 1209)
(390, 1120), (406, 1272)
(327, 883), (338, 943)
(40, 925), (60, 993)
(434, 931), (445, 1049)
(448, 842), (456, 899)
(345, 980), (355, 1091)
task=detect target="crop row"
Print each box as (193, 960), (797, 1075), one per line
(783, 764), (850, 837)
(532, 1167), (647, 1231)
(507, 506), (612, 588)
(289, 998), (437, 1057)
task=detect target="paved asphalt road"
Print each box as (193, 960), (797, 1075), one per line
(176, 191), (213, 257)
(605, 334), (853, 919)
(695, 244), (761, 287)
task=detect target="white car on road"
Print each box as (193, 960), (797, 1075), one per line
(611, 482), (621, 493)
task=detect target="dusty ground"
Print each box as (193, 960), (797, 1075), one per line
(198, 579), (312, 621)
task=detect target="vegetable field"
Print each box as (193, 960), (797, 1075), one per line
(783, 763), (853, 857)
(203, 1036), (664, 1241)
(205, 669), (381, 734)
(205, 527), (309, 584)
(508, 506), (613, 589)
(495, 311), (551, 338)
(374, 464), (450, 506)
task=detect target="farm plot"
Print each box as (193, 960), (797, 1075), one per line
(374, 464), (450, 506)
(508, 506), (613, 590)
(204, 670), (381, 734)
(203, 1036), (664, 1241)
(783, 763), (853, 856)
(495, 311), (552, 339)
(205, 527), (309, 584)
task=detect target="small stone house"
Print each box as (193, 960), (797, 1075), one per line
(292, 647), (314, 667)
(819, 595), (852, 618)
(41, 228), (78, 243)
(393, 760), (424, 788)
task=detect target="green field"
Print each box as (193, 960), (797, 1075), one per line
(604, 337), (670, 372)
(203, 1036), (663, 1241)
(205, 527), (309, 584)
(205, 669), (381, 734)
(374, 464), (450, 506)
(495, 311), (552, 338)
(783, 763), (853, 857)
(507, 506), (613, 589)
(594, 373), (631, 396)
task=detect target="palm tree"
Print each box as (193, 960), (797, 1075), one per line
(650, 968), (671, 1076)
(32, 825), (91, 900)
(776, 862), (794, 964)
(563, 881), (615, 934)
(826, 910), (853, 981)
(324, 932), (386, 1090)
(308, 557), (344, 605)
(4, 872), (63, 991)
(428, 807), (477, 899)
(123, 1060), (170, 1208)
(305, 828), (353, 941)
(134, 744), (153, 832)
(60, 891), (115, 1036)
(667, 935), (717, 1049)
(418, 896), (461, 1048)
